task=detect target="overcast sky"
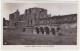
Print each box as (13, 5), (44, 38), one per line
(2, 3), (77, 20)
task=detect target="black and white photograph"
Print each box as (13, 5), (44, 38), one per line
(3, 3), (77, 45)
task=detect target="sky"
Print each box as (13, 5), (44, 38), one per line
(2, 3), (77, 20)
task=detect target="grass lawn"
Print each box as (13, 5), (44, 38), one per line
(3, 30), (77, 45)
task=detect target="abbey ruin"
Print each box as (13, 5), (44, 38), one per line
(8, 7), (77, 36)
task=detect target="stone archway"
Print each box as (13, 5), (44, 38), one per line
(44, 27), (49, 35)
(57, 27), (62, 36)
(51, 28), (55, 35)
(40, 27), (44, 34)
(35, 27), (39, 34)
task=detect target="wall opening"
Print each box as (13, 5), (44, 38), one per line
(35, 27), (39, 34)
(57, 27), (62, 36)
(44, 27), (49, 35)
(40, 27), (44, 34)
(51, 28), (55, 35)
(23, 28), (26, 32)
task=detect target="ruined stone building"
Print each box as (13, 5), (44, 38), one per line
(3, 18), (9, 27)
(9, 7), (77, 35)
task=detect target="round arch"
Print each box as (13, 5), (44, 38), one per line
(44, 27), (49, 35)
(51, 28), (55, 35)
(40, 27), (44, 34)
(35, 27), (39, 34)
(57, 27), (62, 36)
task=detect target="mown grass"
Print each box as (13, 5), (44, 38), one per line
(3, 29), (77, 45)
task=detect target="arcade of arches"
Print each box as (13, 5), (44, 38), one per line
(35, 27), (61, 35)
